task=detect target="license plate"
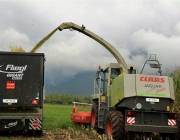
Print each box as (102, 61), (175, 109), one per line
(3, 99), (17, 103)
(146, 98), (159, 102)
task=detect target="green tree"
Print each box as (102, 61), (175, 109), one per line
(45, 92), (92, 105)
(169, 66), (180, 114)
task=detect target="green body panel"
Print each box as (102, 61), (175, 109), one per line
(137, 92), (167, 97)
(109, 74), (124, 107)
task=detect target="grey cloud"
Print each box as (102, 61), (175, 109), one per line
(131, 28), (180, 74)
(0, 28), (34, 51)
(0, 0), (180, 79)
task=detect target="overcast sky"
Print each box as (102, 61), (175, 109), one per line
(0, 0), (180, 82)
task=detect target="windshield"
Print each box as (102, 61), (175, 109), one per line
(111, 68), (121, 79)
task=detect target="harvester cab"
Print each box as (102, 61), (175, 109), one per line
(94, 63), (138, 96)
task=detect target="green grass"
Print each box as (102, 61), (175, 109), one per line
(43, 104), (91, 130)
(0, 104), (92, 139)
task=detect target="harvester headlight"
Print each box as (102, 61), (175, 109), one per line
(136, 103), (142, 109)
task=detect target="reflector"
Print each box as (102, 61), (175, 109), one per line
(127, 111), (136, 116)
(169, 113), (178, 118)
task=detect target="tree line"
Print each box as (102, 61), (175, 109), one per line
(45, 92), (92, 105)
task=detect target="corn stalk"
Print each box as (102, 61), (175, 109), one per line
(10, 46), (25, 52)
(169, 66), (180, 114)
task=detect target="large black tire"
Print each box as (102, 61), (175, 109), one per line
(90, 100), (98, 130)
(105, 110), (125, 140)
(28, 130), (42, 136)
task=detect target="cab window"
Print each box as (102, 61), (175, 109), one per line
(111, 68), (121, 79)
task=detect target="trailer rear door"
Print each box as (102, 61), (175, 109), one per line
(0, 52), (44, 108)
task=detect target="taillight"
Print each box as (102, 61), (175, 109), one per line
(169, 113), (178, 118)
(31, 99), (38, 105)
(127, 111), (136, 116)
(38, 114), (42, 118)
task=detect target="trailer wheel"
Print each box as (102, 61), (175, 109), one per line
(28, 130), (42, 136)
(105, 110), (125, 140)
(36, 130), (42, 136)
(90, 100), (98, 130)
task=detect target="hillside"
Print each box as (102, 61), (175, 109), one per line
(45, 71), (96, 95)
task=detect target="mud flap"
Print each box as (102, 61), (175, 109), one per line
(0, 119), (24, 131)
(29, 118), (42, 130)
(0, 118), (42, 131)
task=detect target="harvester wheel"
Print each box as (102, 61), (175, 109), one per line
(90, 100), (98, 130)
(105, 110), (125, 140)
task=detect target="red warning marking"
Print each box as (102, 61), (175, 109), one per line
(127, 117), (135, 124)
(32, 121), (39, 128)
(168, 119), (176, 126)
(6, 81), (15, 89)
